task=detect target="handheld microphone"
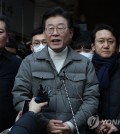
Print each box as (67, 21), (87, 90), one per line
(35, 84), (50, 104)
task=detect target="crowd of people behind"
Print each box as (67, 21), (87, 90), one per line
(0, 6), (120, 134)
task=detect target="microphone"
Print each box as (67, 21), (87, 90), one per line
(35, 84), (50, 104)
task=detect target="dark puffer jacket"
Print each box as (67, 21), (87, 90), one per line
(8, 112), (49, 134)
(0, 49), (22, 132)
(98, 57), (120, 130)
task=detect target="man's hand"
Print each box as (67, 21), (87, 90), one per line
(61, 122), (72, 134)
(47, 120), (72, 134)
(15, 111), (22, 122)
(47, 119), (63, 133)
(106, 123), (118, 134)
(29, 97), (48, 113)
(97, 120), (119, 134)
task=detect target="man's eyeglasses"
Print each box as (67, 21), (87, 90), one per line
(45, 24), (68, 35)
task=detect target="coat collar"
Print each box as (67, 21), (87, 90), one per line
(35, 46), (83, 72)
(36, 46), (82, 62)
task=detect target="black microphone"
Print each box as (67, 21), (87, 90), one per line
(35, 84), (50, 104)
(59, 71), (66, 81)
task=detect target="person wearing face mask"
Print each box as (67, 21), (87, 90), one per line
(32, 43), (46, 52)
(71, 30), (94, 60)
(80, 51), (93, 61)
(30, 27), (47, 53)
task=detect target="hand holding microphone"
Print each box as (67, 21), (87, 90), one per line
(35, 84), (50, 104)
(29, 97), (48, 113)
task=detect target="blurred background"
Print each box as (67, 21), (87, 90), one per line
(0, 0), (119, 42)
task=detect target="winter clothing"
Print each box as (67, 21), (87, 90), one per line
(0, 49), (22, 132)
(12, 46), (99, 134)
(8, 111), (49, 134)
(92, 53), (118, 90)
(92, 53), (120, 131)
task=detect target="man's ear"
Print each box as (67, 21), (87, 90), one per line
(69, 29), (74, 39)
(91, 43), (95, 51)
(30, 45), (33, 51)
(43, 31), (47, 37)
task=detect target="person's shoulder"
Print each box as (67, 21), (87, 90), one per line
(69, 47), (85, 58)
(11, 56), (22, 68)
(24, 52), (37, 60)
(22, 52), (41, 63)
(6, 51), (22, 64)
(73, 50), (90, 61)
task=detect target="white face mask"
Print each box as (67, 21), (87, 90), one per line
(32, 44), (46, 52)
(80, 52), (93, 60)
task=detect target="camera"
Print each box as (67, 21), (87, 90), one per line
(35, 84), (49, 104)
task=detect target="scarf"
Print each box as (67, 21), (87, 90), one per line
(92, 53), (118, 90)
